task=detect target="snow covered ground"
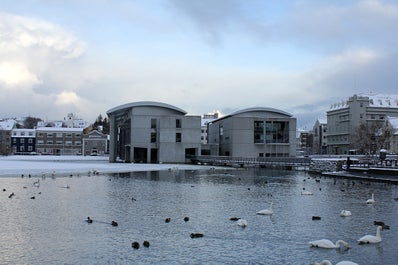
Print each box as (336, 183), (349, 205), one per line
(0, 155), (217, 177)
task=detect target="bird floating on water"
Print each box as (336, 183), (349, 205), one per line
(311, 260), (358, 265)
(309, 239), (350, 249)
(366, 193), (375, 204)
(257, 202), (273, 215)
(358, 226), (382, 244)
(339, 210), (352, 217)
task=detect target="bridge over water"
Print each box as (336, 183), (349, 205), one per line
(191, 156), (311, 169)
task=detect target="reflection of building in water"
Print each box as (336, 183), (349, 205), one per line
(207, 107), (297, 157)
(107, 101), (201, 163)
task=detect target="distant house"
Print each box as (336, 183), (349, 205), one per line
(207, 107), (297, 157)
(82, 130), (108, 156)
(11, 129), (36, 154)
(387, 116), (398, 154)
(35, 127), (83, 155)
(312, 119), (327, 155)
(0, 119), (16, 155)
(107, 101), (201, 163)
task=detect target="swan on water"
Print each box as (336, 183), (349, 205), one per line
(236, 218), (248, 227)
(366, 193), (375, 204)
(358, 225), (382, 244)
(257, 202), (273, 215)
(339, 210), (352, 217)
(311, 260), (358, 265)
(309, 239), (350, 249)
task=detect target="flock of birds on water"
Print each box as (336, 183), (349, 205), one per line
(2, 169), (398, 264)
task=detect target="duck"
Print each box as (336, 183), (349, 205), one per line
(339, 210), (352, 217)
(312, 216), (321, 220)
(190, 233), (204, 238)
(309, 239), (350, 249)
(311, 260), (358, 265)
(143, 240), (150, 247)
(132, 241), (140, 249)
(184, 216), (190, 222)
(257, 202), (273, 215)
(358, 226), (382, 244)
(86, 217), (93, 224)
(111, 221), (118, 226)
(236, 218), (248, 227)
(366, 193), (375, 204)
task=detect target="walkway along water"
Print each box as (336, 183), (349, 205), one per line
(192, 155), (398, 184)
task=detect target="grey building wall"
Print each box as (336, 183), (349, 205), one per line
(327, 94), (398, 154)
(208, 108), (297, 157)
(107, 101), (201, 163)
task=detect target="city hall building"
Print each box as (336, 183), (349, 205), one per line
(107, 101), (201, 163)
(207, 107), (297, 157)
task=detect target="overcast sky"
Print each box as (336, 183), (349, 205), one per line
(1, 0), (398, 129)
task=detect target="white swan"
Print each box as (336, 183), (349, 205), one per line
(311, 260), (358, 265)
(257, 202), (273, 215)
(236, 218), (248, 227)
(366, 193), (375, 204)
(358, 225), (382, 244)
(339, 210), (352, 217)
(309, 239), (350, 249)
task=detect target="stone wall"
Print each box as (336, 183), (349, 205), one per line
(309, 158), (344, 173)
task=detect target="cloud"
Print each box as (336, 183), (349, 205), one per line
(0, 12), (92, 119)
(284, 0), (398, 51)
(0, 61), (41, 87)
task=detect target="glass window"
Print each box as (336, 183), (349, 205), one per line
(176, 119), (181, 128)
(151, 132), (157, 143)
(151, 119), (157, 129)
(176, 133), (182, 142)
(254, 121), (264, 143)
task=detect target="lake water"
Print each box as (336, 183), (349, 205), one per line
(0, 168), (397, 264)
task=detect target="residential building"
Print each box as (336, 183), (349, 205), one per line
(37, 113), (88, 129)
(0, 119), (16, 155)
(312, 119), (327, 155)
(327, 94), (398, 155)
(82, 129), (108, 156)
(387, 116), (398, 154)
(35, 127), (83, 155)
(200, 112), (220, 155)
(297, 130), (313, 156)
(107, 101), (201, 163)
(207, 107), (297, 157)
(11, 129), (36, 154)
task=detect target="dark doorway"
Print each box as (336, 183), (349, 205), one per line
(150, 148), (158, 163)
(134, 147), (147, 163)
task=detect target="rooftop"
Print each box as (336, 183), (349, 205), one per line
(330, 93), (398, 110)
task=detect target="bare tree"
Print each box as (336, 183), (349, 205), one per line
(352, 121), (395, 156)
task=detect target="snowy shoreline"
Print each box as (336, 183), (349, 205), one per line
(0, 155), (219, 177)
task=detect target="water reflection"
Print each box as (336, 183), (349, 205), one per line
(0, 168), (397, 264)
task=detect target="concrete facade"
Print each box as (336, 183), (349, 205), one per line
(207, 107), (297, 157)
(107, 101), (201, 163)
(35, 127), (83, 155)
(327, 94), (398, 155)
(312, 119), (327, 155)
(82, 130), (108, 156)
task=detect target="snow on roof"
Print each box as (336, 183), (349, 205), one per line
(36, 127), (83, 132)
(0, 119), (16, 130)
(330, 93), (398, 110)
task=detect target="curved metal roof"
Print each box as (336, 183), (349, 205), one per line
(107, 101), (187, 115)
(229, 107), (292, 117)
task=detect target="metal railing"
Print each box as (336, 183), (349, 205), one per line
(191, 155), (311, 168)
